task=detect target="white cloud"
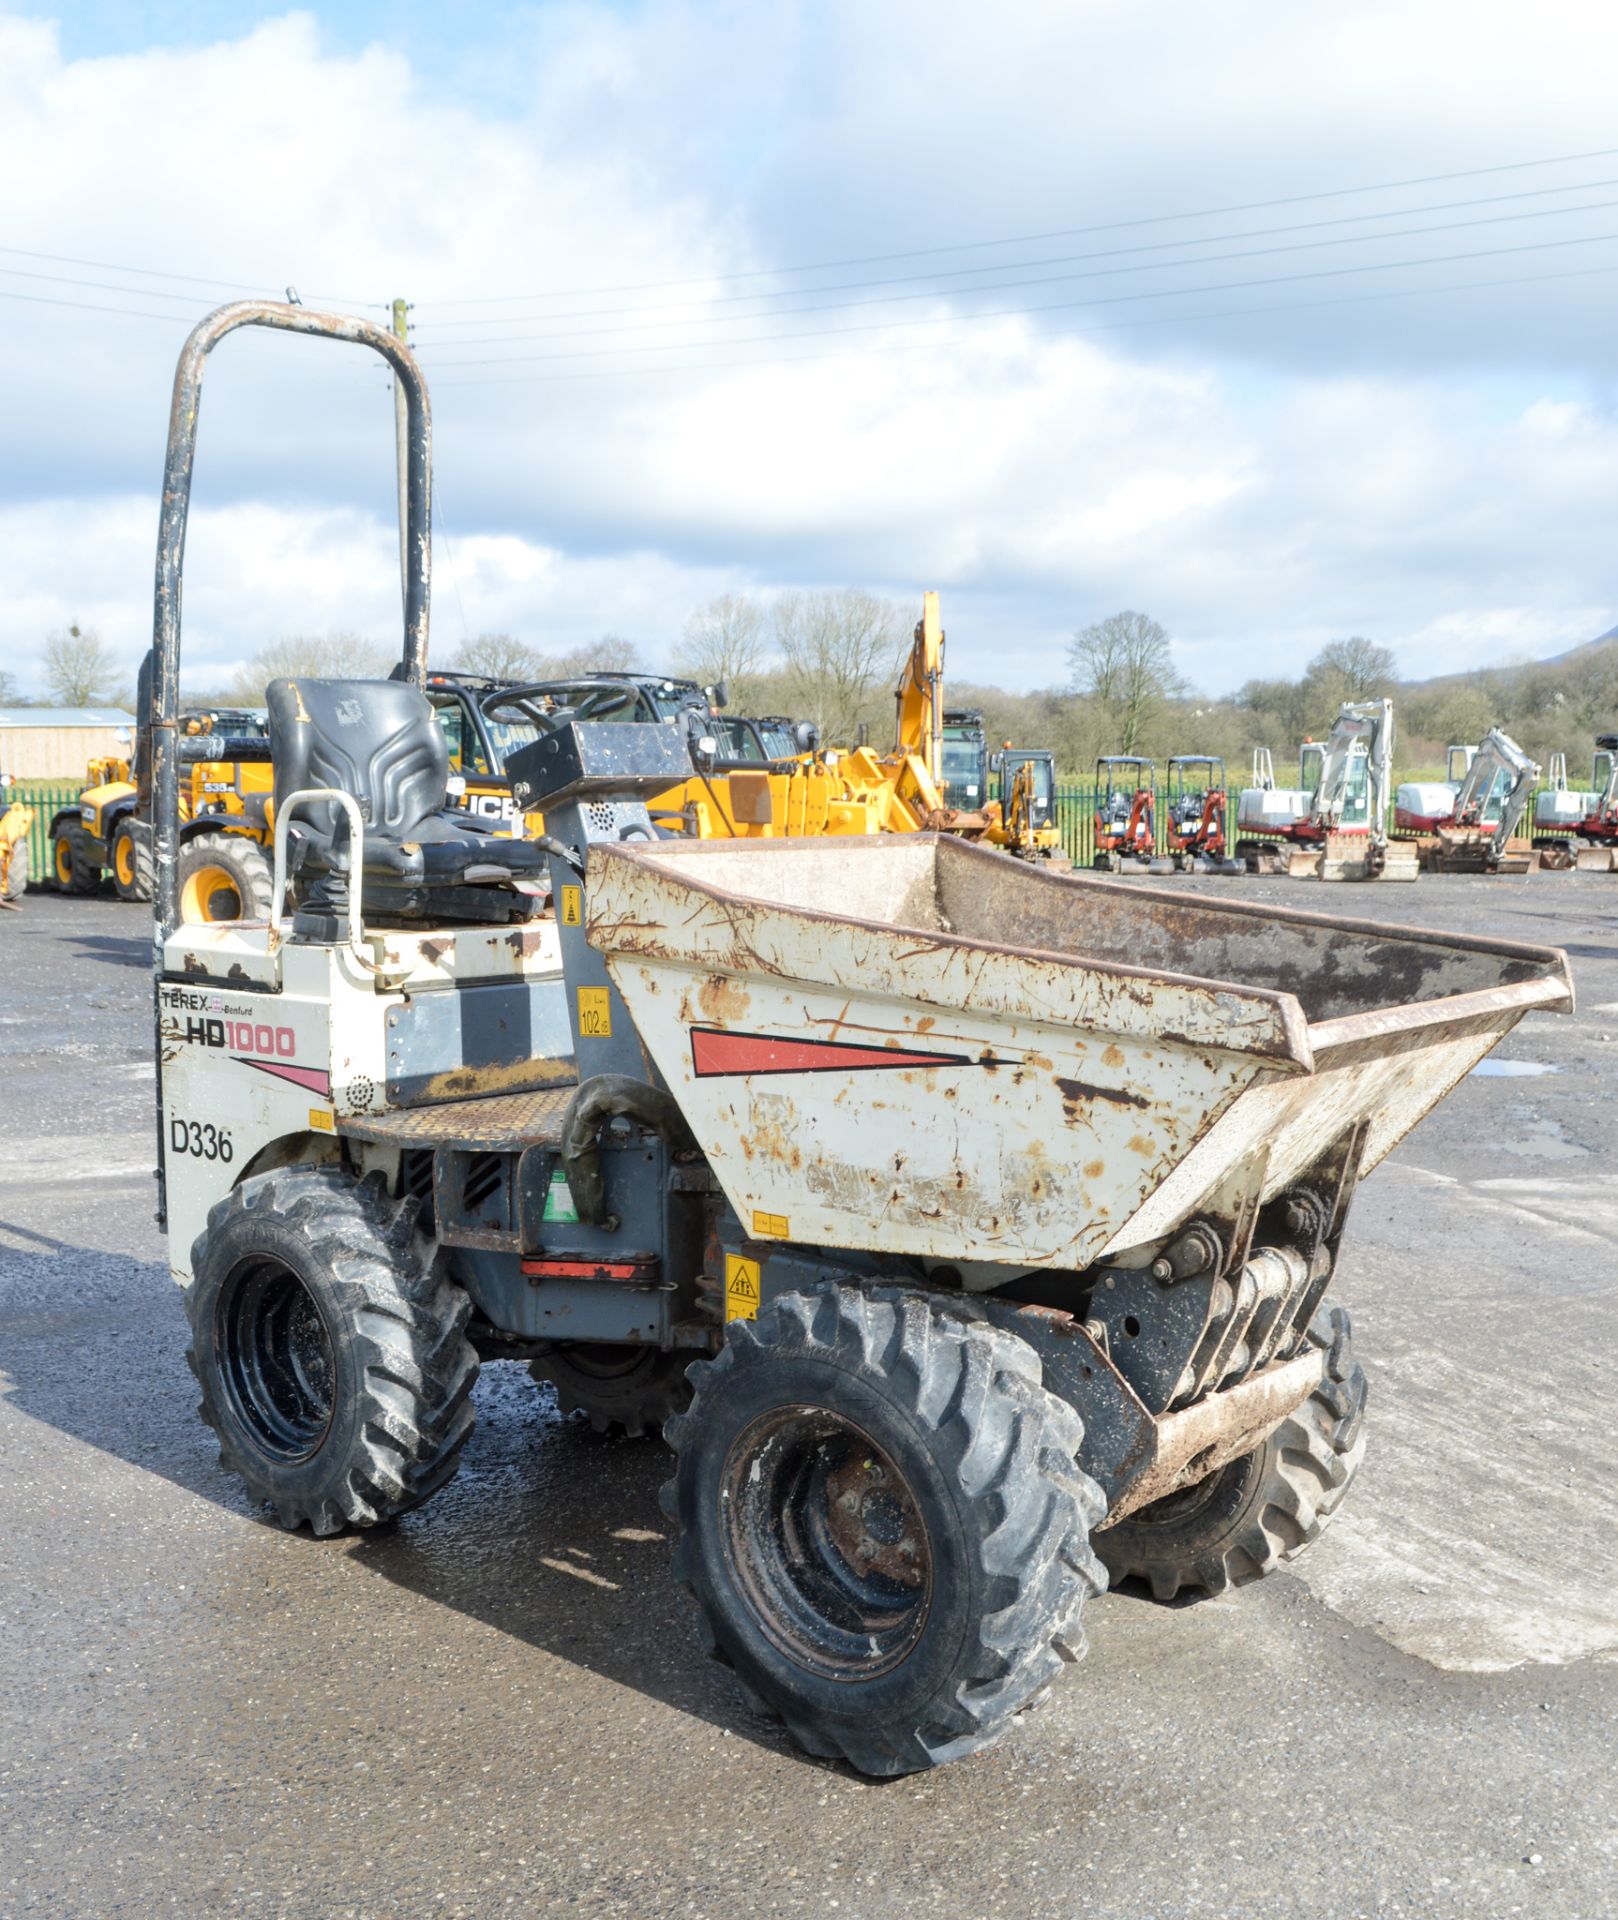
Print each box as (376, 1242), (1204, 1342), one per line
(2, 3), (1616, 699)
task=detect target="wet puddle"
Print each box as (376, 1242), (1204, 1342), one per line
(1471, 1059), (1560, 1078)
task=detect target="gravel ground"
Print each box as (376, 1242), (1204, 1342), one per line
(0, 876), (1614, 1920)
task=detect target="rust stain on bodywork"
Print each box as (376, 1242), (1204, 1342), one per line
(698, 974), (751, 1024)
(1055, 1075), (1150, 1115)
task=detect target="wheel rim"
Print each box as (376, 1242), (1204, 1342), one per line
(114, 833), (135, 888)
(720, 1406), (932, 1679)
(181, 863), (242, 922)
(54, 836), (73, 884)
(216, 1255), (336, 1463)
(1131, 1454), (1249, 1528)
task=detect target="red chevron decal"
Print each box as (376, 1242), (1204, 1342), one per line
(689, 1026), (973, 1077)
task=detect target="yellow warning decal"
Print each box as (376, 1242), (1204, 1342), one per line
(308, 1108), (335, 1134)
(751, 1209), (789, 1240)
(725, 1253), (761, 1322)
(560, 884), (582, 927)
(577, 986), (612, 1037)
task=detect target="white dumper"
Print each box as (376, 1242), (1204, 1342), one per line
(153, 301), (1574, 1778)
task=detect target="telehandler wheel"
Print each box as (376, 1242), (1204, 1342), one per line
(529, 1343), (692, 1437)
(110, 819), (152, 901)
(1096, 1303), (1367, 1602)
(185, 1168), (479, 1536)
(662, 1285), (1107, 1776)
(51, 824), (100, 893)
(178, 830), (274, 923)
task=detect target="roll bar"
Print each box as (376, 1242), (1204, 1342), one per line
(150, 300), (431, 944)
(149, 300), (432, 1226)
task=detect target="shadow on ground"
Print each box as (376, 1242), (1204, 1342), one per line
(0, 1231), (801, 1761)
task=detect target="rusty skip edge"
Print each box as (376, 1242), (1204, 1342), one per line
(585, 839), (1572, 1073)
(585, 848), (1315, 1072)
(588, 828), (1577, 971)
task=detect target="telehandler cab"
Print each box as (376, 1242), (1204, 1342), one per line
(154, 302), (1572, 1777)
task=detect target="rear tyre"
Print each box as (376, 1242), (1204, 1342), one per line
(1095, 1303), (1367, 1602)
(110, 818), (152, 901)
(186, 1168), (478, 1535)
(179, 830), (273, 923)
(663, 1286), (1107, 1776)
(529, 1343), (692, 1437)
(51, 823), (100, 894)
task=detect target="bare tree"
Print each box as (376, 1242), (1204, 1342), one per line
(1301, 636), (1398, 725)
(774, 589), (909, 744)
(0, 669), (21, 707)
(680, 592), (768, 702)
(453, 633), (542, 682)
(1067, 611), (1185, 755)
(541, 634), (639, 678)
(228, 633), (390, 704)
(43, 623), (121, 708)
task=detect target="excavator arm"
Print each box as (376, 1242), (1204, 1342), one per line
(893, 590), (945, 786)
(1312, 700), (1394, 847)
(1453, 726), (1540, 860)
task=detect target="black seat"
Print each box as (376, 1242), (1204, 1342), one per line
(266, 677), (550, 933)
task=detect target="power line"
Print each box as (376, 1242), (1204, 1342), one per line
(419, 142), (1618, 308)
(425, 258), (1618, 389)
(0, 242), (379, 310)
(0, 285), (201, 323)
(412, 173), (1618, 332)
(416, 194), (1618, 352)
(418, 227), (1618, 369)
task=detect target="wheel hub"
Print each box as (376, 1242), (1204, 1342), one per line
(719, 1406), (932, 1680)
(217, 1255), (337, 1464)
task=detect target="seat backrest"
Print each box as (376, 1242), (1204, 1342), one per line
(267, 677), (448, 842)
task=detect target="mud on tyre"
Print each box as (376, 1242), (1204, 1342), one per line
(662, 1284), (1107, 1776)
(1095, 1302), (1367, 1601)
(186, 1167), (478, 1534)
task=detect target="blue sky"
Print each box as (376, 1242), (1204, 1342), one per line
(4, 1), (1618, 696)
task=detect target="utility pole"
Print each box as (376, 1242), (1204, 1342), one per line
(391, 297), (410, 623)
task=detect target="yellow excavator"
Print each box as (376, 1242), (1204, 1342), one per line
(650, 591), (981, 841)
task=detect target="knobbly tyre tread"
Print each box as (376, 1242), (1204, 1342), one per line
(111, 818), (153, 902)
(1096, 1302), (1368, 1602)
(178, 829), (275, 921)
(661, 1284), (1107, 1776)
(186, 1168), (478, 1535)
(54, 822), (101, 893)
(528, 1345), (693, 1438)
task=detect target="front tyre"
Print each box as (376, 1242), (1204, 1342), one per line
(51, 824), (100, 893)
(186, 1168), (478, 1534)
(111, 818), (152, 901)
(1095, 1303), (1367, 1601)
(663, 1286), (1107, 1776)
